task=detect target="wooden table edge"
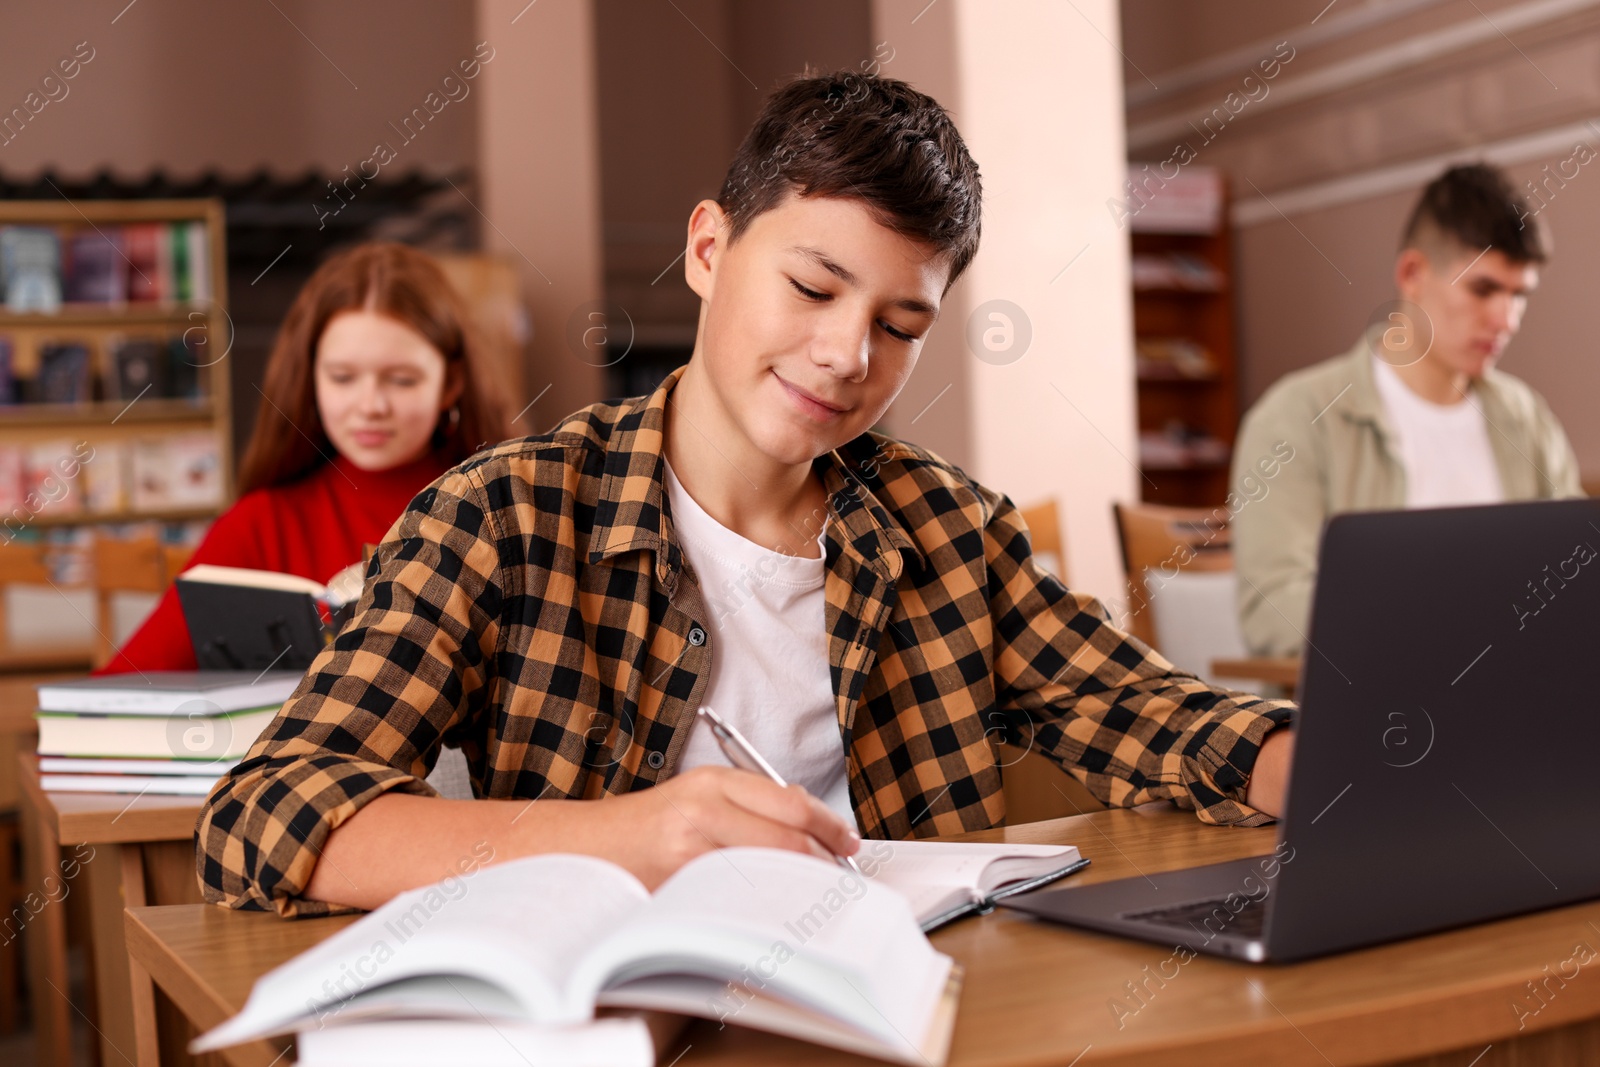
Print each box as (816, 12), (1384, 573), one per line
(120, 807), (1600, 1067)
(125, 906), (293, 1067)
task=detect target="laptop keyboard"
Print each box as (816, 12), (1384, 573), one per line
(1122, 894), (1268, 940)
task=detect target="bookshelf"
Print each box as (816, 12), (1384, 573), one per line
(1128, 167), (1237, 507)
(0, 198), (231, 671)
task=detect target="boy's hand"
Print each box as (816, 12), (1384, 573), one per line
(597, 766), (861, 889)
(1244, 728), (1294, 818)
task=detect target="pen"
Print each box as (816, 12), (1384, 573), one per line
(696, 705), (865, 876)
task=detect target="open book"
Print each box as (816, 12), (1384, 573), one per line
(175, 562), (366, 671)
(194, 849), (964, 1065)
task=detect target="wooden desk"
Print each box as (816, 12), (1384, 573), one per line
(17, 752), (206, 1067)
(127, 805), (1600, 1067)
(1211, 655), (1300, 690)
(0, 671), (85, 1035)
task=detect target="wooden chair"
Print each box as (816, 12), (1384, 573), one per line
(1112, 502), (1234, 648)
(996, 499), (1107, 823)
(0, 543), (96, 672)
(91, 534), (194, 670)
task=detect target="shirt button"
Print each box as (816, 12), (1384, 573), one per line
(646, 750), (666, 770)
(687, 627), (707, 646)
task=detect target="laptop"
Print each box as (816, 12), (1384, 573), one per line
(1001, 498), (1600, 963)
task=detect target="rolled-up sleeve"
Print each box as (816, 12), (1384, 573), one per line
(195, 466), (504, 916)
(984, 490), (1294, 827)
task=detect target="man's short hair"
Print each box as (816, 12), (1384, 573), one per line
(717, 69), (983, 291)
(1399, 163), (1547, 265)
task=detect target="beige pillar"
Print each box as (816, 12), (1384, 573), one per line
(476, 0), (608, 429)
(873, 0), (1138, 609)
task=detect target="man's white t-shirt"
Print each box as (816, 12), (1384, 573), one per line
(663, 460), (852, 821)
(1371, 356), (1504, 508)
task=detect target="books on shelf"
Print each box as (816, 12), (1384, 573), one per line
(0, 432), (217, 521)
(194, 848), (966, 1065)
(163, 432), (222, 507)
(131, 432), (222, 511)
(175, 563), (365, 671)
(0, 220), (210, 312)
(0, 328), (210, 412)
(0, 336), (15, 404)
(1139, 426), (1232, 470)
(34, 670), (301, 792)
(82, 441), (128, 512)
(1130, 252), (1226, 292)
(122, 223), (164, 303)
(164, 219), (212, 303)
(109, 336), (167, 400)
(41, 527), (94, 583)
(0, 445), (21, 512)
(22, 441), (88, 514)
(165, 333), (202, 399)
(36, 341), (92, 403)
(1, 226), (62, 313)
(64, 228), (126, 304)
(1127, 164), (1224, 235)
(1136, 337), (1217, 380)
(0, 433), (217, 520)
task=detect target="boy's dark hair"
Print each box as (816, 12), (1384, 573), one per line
(1400, 163), (1547, 264)
(717, 69), (983, 290)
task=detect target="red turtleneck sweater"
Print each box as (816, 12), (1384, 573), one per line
(97, 450), (455, 675)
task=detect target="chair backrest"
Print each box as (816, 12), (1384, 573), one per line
(0, 543), (48, 666)
(1113, 502), (1232, 648)
(91, 534), (195, 668)
(997, 499), (1107, 820)
(0, 543), (51, 586)
(1145, 569), (1252, 685)
(0, 542), (98, 668)
(1017, 498), (1067, 582)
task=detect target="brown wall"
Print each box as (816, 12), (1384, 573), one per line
(1122, 0), (1600, 481)
(0, 0), (478, 178)
(594, 0), (870, 346)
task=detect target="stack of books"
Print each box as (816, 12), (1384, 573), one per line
(34, 671), (301, 795)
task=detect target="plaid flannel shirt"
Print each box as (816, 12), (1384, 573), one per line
(197, 367), (1295, 915)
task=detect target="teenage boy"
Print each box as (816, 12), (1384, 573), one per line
(1232, 163), (1582, 657)
(199, 72), (1295, 917)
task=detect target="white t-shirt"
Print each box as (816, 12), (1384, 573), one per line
(1371, 356), (1504, 509)
(663, 460), (852, 821)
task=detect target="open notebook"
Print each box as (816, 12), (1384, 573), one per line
(194, 849), (965, 1065)
(868, 839), (1088, 932)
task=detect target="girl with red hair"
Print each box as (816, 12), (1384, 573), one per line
(100, 242), (509, 674)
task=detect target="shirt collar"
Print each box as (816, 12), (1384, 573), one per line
(586, 366), (925, 580)
(815, 436), (925, 578)
(1338, 329), (1390, 428)
(1341, 326), (1509, 428)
